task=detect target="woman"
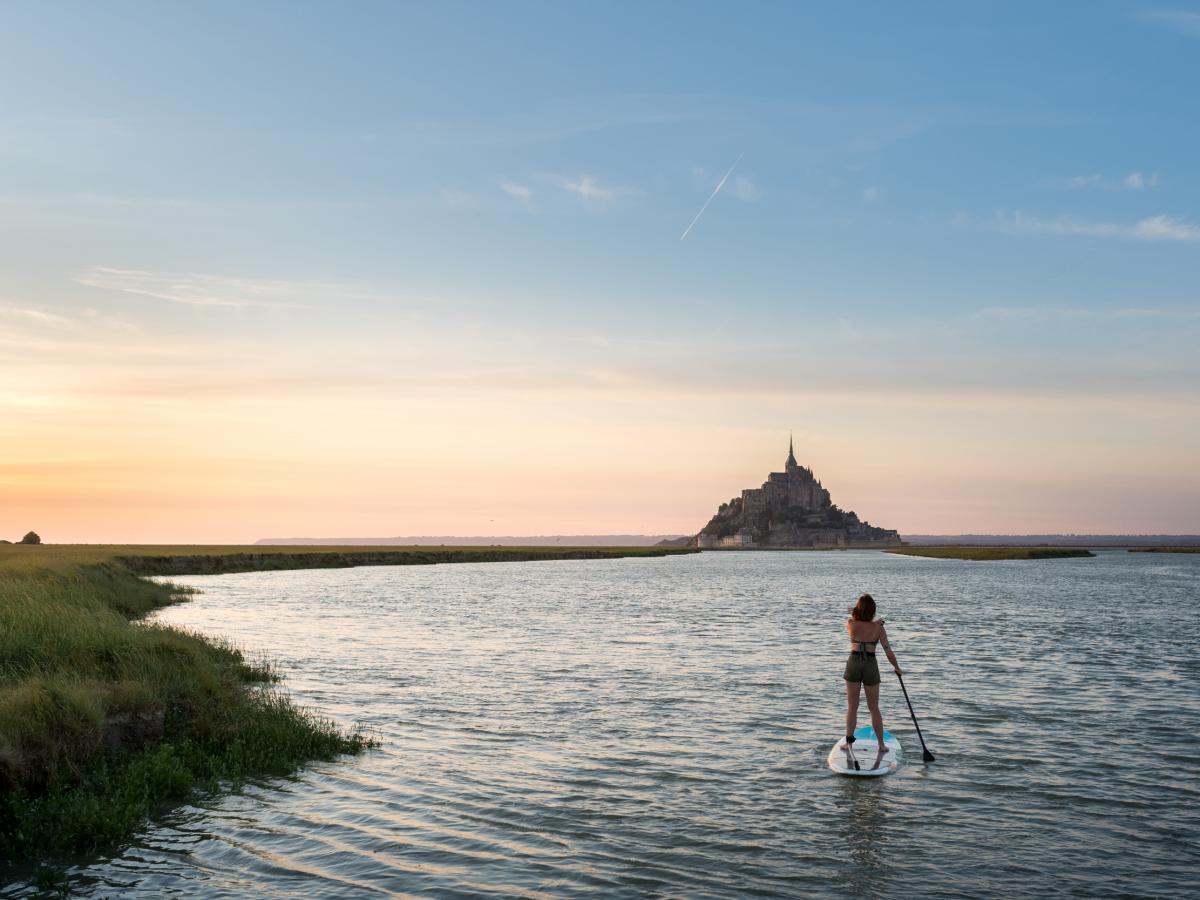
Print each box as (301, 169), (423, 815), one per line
(844, 593), (902, 753)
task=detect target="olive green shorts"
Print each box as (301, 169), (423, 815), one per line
(843, 652), (881, 686)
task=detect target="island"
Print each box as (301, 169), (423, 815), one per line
(691, 438), (902, 549)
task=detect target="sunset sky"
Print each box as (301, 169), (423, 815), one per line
(2, 2), (1198, 542)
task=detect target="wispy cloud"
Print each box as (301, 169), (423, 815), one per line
(1140, 10), (1200, 36)
(499, 180), (533, 206)
(75, 267), (371, 309)
(0, 300), (162, 375)
(1131, 214), (1200, 240)
(970, 305), (1200, 323)
(728, 175), (760, 201)
(72, 192), (207, 210)
(1044, 172), (1158, 191)
(440, 188), (482, 209)
(861, 185), (880, 202)
(1124, 171), (1159, 190)
(992, 211), (1200, 242)
(550, 174), (617, 205)
(399, 105), (695, 148)
(0, 304), (75, 327)
(1046, 174), (1102, 190)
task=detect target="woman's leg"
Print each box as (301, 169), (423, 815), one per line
(845, 680), (861, 738)
(864, 683), (885, 749)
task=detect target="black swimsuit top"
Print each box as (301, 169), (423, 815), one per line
(849, 620), (884, 657)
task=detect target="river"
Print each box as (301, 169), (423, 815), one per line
(21, 550), (1200, 897)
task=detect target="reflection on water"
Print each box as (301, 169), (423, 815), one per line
(5, 550), (1198, 897)
(839, 779), (887, 890)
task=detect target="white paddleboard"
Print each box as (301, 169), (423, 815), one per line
(827, 726), (902, 777)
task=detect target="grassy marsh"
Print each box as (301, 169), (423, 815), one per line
(1128, 547), (1200, 554)
(888, 546), (1096, 561)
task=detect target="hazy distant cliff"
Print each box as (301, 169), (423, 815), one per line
(692, 439), (901, 549)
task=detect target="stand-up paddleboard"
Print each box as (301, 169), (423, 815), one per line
(827, 726), (902, 776)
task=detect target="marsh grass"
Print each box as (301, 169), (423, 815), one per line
(0, 551), (384, 870)
(114, 545), (690, 576)
(889, 546), (1096, 560)
(1128, 547), (1200, 554)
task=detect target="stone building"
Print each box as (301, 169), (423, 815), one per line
(740, 436), (831, 516)
(692, 437), (901, 549)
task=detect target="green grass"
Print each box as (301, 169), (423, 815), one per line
(112, 544), (692, 575)
(1128, 547), (1200, 554)
(0, 542), (693, 577)
(0, 543), (693, 872)
(888, 546), (1096, 560)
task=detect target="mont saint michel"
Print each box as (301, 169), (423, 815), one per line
(692, 438), (901, 549)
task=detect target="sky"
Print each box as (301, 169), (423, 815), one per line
(2, 1), (1198, 542)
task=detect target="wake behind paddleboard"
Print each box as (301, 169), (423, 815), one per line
(827, 726), (902, 776)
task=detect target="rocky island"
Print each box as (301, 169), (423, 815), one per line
(692, 439), (901, 549)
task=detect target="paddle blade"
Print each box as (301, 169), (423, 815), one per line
(923, 748), (936, 763)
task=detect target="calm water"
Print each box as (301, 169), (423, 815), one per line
(15, 551), (1200, 897)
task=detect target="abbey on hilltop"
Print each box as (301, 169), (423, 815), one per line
(692, 437), (901, 549)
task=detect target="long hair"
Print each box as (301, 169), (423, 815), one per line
(850, 593), (876, 622)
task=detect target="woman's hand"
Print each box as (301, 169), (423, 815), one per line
(893, 666), (904, 676)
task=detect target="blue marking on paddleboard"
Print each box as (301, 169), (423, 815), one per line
(853, 726), (895, 742)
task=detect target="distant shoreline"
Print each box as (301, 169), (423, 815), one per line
(120, 545), (697, 575)
(255, 535), (688, 547)
(889, 547), (1096, 561)
(254, 534), (1200, 549)
(1128, 546), (1200, 554)
(899, 534), (1200, 547)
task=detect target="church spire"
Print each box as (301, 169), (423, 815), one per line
(786, 432), (797, 469)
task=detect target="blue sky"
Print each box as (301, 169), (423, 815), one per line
(1, 2), (1198, 539)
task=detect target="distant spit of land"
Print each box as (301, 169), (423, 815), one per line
(258, 534), (1200, 550)
(890, 547), (1095, 561)
(900, 534), (1200, 547)
(257, 534), (688, 547)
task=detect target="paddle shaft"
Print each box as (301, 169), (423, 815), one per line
(895, 672), (935, 762)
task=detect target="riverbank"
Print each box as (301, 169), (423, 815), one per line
(0, 544), (693, 874)
(1128, 547), (1200, 554)
(115, 544), (694, 575)
(888, 547), (1096, 560)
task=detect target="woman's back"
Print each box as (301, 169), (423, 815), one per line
(847, 617), (885, 650)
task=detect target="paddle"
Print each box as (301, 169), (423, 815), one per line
(895, 672), (936, 762)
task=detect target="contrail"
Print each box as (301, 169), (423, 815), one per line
(679, 152), (744, 240)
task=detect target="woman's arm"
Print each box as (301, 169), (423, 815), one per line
(878, 625), (902, 675)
